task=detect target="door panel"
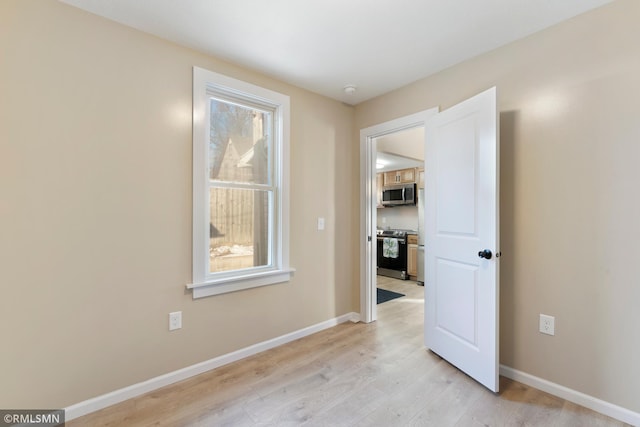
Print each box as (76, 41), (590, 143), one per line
(436, 259), (478, 347)
(425, 87), (499, 392)
(436, 114), (477, 235)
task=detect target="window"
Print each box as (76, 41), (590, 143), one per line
(188, 67), (292, 298)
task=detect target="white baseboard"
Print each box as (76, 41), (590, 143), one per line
(65, 311), (359, 421)
(348, 312), (361, 323)
(500, 365), (640, 426)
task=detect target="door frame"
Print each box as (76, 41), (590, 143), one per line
(359, 108), (438, 323)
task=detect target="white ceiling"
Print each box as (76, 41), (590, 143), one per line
(60, 0), (612, 105)
(376, 152), (422, 173)
(376, 125), (424, 172)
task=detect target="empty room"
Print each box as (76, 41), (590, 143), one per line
(1, 0), (639, 425)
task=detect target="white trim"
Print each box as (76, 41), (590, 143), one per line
(359, 109), (438, 324)
(65, 312), (359, 421)
(500, 365), (640, 426)
(187, 268), (295, 298)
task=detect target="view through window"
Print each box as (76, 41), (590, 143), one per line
(208, 98), (274, 273)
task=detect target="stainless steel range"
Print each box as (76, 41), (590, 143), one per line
(376, 229), (409, 280)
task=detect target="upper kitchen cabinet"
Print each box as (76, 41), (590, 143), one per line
(418, 168), (425, 189)
(383, 168), (416, 186)
(376, 173), (384, 208)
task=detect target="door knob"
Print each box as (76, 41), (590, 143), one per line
(478, 249), (492, 259)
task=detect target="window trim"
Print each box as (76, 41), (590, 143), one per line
(187, 67), (293, 298)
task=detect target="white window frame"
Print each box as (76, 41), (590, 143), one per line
(187, 67), (293, 299)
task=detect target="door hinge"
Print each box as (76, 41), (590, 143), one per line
(368, 236), (372, 242)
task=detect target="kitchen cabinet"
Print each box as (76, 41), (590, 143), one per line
(417, 168), (425, 189)
(376, 173), (384, 208)
(383, 168), (416, 186)
(407, 234), (418, 279)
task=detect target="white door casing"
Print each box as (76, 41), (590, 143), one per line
(424, 87), (500, 392)
(359, 109), (438, 323)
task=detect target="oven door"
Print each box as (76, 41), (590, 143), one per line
(376, 237), (408, 274)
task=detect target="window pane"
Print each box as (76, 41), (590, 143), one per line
(209, 187), (271, 273)
(209, 99), (271, 184)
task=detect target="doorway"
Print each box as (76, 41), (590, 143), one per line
(375, 128), (424, 301)
(359, 109), (437, 323)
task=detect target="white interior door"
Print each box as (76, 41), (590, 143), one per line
(424, 87), (499, 392)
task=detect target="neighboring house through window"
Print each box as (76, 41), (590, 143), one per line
(188, 67), (292, 298)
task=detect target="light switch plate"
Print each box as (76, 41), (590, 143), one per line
(317, 217), (325, 231)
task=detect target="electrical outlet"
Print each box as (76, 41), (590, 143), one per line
(169, 311), (182, 331)
(539, 314), (555, 336)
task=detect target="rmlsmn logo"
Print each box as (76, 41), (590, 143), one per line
(1, 410), (65, 427)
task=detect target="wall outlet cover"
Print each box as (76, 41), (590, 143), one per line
(169, 311), (182, 331)
(539, 314), (555, 336)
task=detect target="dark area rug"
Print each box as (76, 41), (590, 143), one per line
(377, 288), (405, 304)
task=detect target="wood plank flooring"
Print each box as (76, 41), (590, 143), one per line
(68, 276), (630, 426)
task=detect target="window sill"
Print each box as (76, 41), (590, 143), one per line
(186, 268), (296, 299)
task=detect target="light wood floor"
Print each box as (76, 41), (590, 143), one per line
(68, 276), (630, 426)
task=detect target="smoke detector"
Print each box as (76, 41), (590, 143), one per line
(343, 85), (357, 96)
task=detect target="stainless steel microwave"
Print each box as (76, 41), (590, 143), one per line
(382, 183), (416, 206)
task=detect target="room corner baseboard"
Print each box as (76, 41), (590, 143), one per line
(65, 311), (359, 421)
(500, 365), (640, 426)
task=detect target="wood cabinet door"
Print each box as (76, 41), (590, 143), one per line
(383, 168), (417, 185)
(383, 171), (398, 186)
(376, 173), (384, 207)
(407, 243), (418, 277)
(400, 168), (416, 183)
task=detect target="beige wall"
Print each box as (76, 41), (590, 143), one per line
(356, 0), (640, 413)
(0, 0), (356, 408)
